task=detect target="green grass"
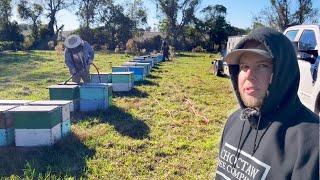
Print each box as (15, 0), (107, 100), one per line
(0, 51), (237, 179)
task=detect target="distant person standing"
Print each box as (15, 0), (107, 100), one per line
(64, 35), (94, 83)
(161, 40), (170, 61)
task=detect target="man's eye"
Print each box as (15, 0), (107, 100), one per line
(258, 64), (270, 68)
(240, 64), (249, 70)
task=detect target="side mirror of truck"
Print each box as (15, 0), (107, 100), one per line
(293, 41), (318, 64)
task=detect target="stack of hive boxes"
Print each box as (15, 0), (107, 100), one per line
(79, 83), (112, 112)
(0, 106), (15, 146)
(29, 100), (72, 137)
(8, 105), (62, 146)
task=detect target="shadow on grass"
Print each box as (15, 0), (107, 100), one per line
(135, 79), (159, 86)
(104, 106), (150, 139)
(71, 106), (150, 140)
(176, 53), (198, 57)
(0, 133), (95, 178)
(146, 74), (161, 79)
(113, 88), (149, 98)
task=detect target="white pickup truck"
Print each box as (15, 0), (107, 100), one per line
(284, 25), (320, 115)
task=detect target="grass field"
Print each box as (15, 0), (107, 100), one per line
(0, 51), (237, 179)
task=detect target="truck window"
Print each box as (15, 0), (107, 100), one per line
(299, 30), (317, 50)
(285, 30), (298, 41)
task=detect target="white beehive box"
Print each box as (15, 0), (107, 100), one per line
(9, 105), (62, 146)
(28, 100), (72, 137)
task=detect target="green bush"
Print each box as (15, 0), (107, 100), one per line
(0, 41), (15, 51)
(192, 46), (207, 53)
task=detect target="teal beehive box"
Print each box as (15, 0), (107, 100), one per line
(9, 105), (62, 146)
(111, 72), (134, 92)
(0, 105), (16, 146)
(29, 100), (72, 137)
(90, 73), (112, 83)
(48, 84), (79, 100)
(48, 84), (80, 111)
(79, 83), (112, 112)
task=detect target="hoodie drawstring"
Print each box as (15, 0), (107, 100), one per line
(252, 115), (262, 155)
(233, 120), (252, 168)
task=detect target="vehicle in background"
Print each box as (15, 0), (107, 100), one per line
(284, 24), (320, 115)
(212, 35), (246, 76)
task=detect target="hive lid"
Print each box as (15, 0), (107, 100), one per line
(0, 100), (32, 104)
(80, 83), (110, 88)
(112, 72), (133, 75)
(8, 105), (59, 112)
(48, 84), (79, 89)
(91, 72), (112, 75)
(0, 105), (17, 112)
(29, 100), (72, 105)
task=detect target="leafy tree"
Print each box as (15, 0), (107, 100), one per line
(97, 1), (135, 49)
(254, 0), (319, 31)
(42, 0), (71, 41)
(0, 0), (12, 25)
(17, 0), (43, 44)
(125, 0), (148, 36)
(76, 0), (101, 29)
(154, 0), (201, 49)
(0, 21), (24, 50)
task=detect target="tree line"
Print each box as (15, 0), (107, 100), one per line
(0, 0), (318, 52)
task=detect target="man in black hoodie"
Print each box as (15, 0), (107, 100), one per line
(216, 27), (319, 180)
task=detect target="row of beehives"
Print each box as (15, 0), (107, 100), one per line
(48, 53), (163, 112)
(0, 54), (164, 147)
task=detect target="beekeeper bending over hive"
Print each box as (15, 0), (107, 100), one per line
(64, 35), (94, 83)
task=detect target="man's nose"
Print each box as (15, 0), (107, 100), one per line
(245, 68), (256, 80)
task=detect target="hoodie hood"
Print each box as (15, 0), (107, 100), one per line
(227, 27), (302, 125)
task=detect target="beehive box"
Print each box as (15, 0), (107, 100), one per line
(79, 83), (112, 112)
(0, 105), (16, 146)
(112, 66), (145, 81)
(150, 55), (159, 64)
(28, 100), (72, 137)
(0, 100), (32, 106)
(90, 73), (112, 83)
(9, 105), (62, 146)
(112, 66), (130, 72)
(131, 59), (154, 67)
(111, 72), (134, 92)
(152, 53), (163, 63)
(48, 84), (80, 111)
(123, 62), (151, 75)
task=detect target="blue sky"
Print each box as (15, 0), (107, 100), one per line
(12, 0), (320, 31)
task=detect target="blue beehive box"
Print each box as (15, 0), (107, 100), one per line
(0, 105), (16, 146)
(112, 66), (146, 81)
(79, 83), (112, 112)
(123, 62), (151, 75)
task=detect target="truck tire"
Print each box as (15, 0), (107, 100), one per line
(213, 60), (222, 77)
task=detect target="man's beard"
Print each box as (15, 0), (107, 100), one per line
(239, 91), (266, 108)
